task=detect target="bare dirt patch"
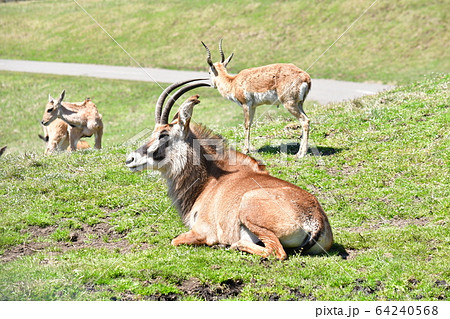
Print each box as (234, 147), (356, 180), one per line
(1, 222), (148, 263)
(91, 277), (245, 301)
(177, 277), (244, 301)
(352, 278), (382, 295)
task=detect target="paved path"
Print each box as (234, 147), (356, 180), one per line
(0, 59), (392, 104)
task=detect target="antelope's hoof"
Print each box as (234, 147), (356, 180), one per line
(243, 146), (257, 154)
(230, 242), (239, 250)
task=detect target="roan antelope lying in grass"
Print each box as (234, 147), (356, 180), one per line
(41, 90), (103, 151)
(39, 119), (90, 154)
(126, 80), (333, 260)
(202, 40), (312, 157)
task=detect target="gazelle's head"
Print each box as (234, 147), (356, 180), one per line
(201, 39), (234, 88)
(126, 95), (200, 175)
(41, 90), (65, 126)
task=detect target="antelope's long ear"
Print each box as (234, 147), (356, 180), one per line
(224, 53), (234, 68)
(177, 95), (200, 133)
(48, 94), (54, 103)
(38, 134), (49, 142)
(57, 90), (66, 104)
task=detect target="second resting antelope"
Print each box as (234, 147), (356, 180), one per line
(202, 40), (312, 157)
(126, 79), (333, 260)
(41, 90), (103, 151)
(39, 119), (90, 154)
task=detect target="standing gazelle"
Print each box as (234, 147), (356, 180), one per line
(202, 40), (312, 157)
(126, 79), (333, 260)
(41, 90), (103, 151)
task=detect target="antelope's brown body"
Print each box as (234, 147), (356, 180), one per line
(126, 93), (333, 260)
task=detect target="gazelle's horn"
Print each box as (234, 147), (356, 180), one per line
(160, 81), (211, 124)
(155, 78), (208, 124)
(201, 41), (218, 76)
(219, 38), (225, 63)
(201, 41), (213, 67)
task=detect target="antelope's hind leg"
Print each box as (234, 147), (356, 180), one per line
(231, 224), (287, 260)
(283, 100), (310, 158)
(297, 108), (310, 158)
(94, 126), (103, 149)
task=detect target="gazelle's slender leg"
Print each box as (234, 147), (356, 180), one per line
(284, 101), (310, 158)
(242, 105), (256, 153)
(94, 127), (103, 149)
(297, 103), (310, 158)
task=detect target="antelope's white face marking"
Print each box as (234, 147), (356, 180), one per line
(126, 123), (188, 175)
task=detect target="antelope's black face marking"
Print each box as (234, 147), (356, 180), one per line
(152, 130), (170, 161)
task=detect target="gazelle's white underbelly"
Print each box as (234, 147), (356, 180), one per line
(244, 90), (280, 107)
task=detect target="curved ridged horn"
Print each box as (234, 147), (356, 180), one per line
(160, 81), (211, 124)
(219, 38), (225, 63)
(201, 41), (214, 67)
(155, 78), (208, 124)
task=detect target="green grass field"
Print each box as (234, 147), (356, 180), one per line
(0, 71), (448, 300)
(0, 0), (448, 302)
(0, 0), (448, 84)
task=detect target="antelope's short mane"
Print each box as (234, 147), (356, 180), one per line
(63, 98), (95, 110)
(190, 123), (267, 173)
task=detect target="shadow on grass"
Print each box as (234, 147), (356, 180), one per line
(328, 243), (352, 260)
(284, 242), (349, 260)
(257, 143), (344, 156)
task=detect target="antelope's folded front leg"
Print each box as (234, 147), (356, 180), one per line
(171, 230), (207, 246)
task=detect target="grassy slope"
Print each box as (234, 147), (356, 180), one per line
(0, 0), (448, 84)
(0, 72), (448, 300)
